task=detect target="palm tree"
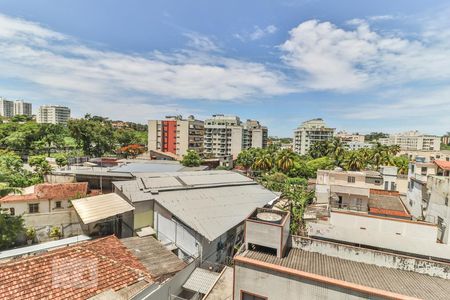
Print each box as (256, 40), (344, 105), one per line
(309, 141), (329, 159)
(371, 143), (392, 170)
(388, 145), (401, 156)
(328, 138), (346, 167)
(344, 151), (364, 171)
(252, 151), (274, 173)
(276, 149), (296, 173)
(236, 149), (255, 176)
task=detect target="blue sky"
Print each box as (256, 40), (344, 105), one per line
(0, 0), (449, 136)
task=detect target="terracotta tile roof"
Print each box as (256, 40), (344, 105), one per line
(0, 236), (152, 300)
(0, 182), (88, 203)
(434, 160), (450, 171)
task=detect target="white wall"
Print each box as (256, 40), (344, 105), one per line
(307, 211), (450, 260)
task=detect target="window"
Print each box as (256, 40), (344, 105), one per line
(421, 167), (427, 175)
(28, 203), (39, 214)
(241, 291), (267, 300)
(9, 208), (15, 216)
(55, 201), (62, 209)
(347, 176), (355, 183)
(446, 196), (449, 207)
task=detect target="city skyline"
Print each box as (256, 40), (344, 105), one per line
(0, 0), (449, 136)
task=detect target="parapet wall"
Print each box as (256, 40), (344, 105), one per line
(291, 236), (450, 279)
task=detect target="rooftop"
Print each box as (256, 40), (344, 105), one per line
(368, 193), (410, 218)
(0, 236), (152, 300)
(434, 160), (450, 171)
(121, 236), (187, 281)
(237, 248), (450, 300)
(114, 171), (279, 241)
(0, 182), (88, 203)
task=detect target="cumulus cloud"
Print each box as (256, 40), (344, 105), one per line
(280, 19), (450, 91)
(0, 14), (292, 121)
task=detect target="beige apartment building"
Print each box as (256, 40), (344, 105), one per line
(0, 98), (14, 117)
(293, 118), (335, 155)
(37, 105), (71, 124)
(148, 115), (204, 158)
(335, 130), (365, 143)
(13, 100), (32, 116)
(204, 115), (268, 158)
(379, 130), (441, 151)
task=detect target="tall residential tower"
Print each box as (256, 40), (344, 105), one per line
(293, 118), (335, 155)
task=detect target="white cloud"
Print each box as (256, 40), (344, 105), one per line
(0, 14), (292, 121)
(235, 25), (278, 42)
(183, 32), (220, 52)
(368, 15), (395, 21)
(280, 19), (450, 91)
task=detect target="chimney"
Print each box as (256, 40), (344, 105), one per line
(245, 208), (290, 258)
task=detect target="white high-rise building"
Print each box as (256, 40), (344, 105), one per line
(13, 100), (32, 116)
(293, 118), (335, 155)
(379, 131), (441, 151)
(204, 115), (268, 158)
(0, 98), (14, 117)
(37, 105), (71, 124)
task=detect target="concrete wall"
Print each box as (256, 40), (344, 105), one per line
(137, 259), (198, 300)
(307, 211), (450, 260)
(427, 176), (450, 243)
(234, 263), (382, 300)
(148, 120), (159, 152)
(406, 179), (425, 219)
(292, 236), (450, 279)
(245, 220), (282, 255)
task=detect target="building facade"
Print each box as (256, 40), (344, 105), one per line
(379, 131), (441, 151)
(204, 115), (268, 158)
(293, 118), (335, 155)
(0, 98), (14, 117)
(13, 100), (32, 116)
(148, 115), (204, 158)
(336, 131), (365, 143)
(37, 105), (71, 124)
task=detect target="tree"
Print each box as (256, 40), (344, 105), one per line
(181, 150), (202, 167)
(343, 151), (364, 171)
(236, 149), (256, 175)
(365, 132), (388, 142)
(309, 141), (329, 159)
(393, 156), (409, 175)
(306, 156), (335, 177)
(54, 153), (69, 168)
(28, 155), (53, 179)
(117, 144), (145, 158)
(0, 211), (25, 250)
(68, 116), (115, 157)
(327, 138), (346, 167)
(38, 124), (65, 156)
(283, 184), (314, 235)
(388, 145), (401, 156)
(276, 149), (296, 173)
(0, 151), (38, 187)
(252, 151), (274, 173)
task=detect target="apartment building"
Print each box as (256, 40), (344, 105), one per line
(13, 100), (32, 116)
(335, 130), (365, 143)
(232, 208), (450, 300)
(36, 105), (71, 124)
(148, 115), (204, 158)
(379, 130), (441, 151)
(0, 98), (14, 117)
(204, 115), (268, 158)
(293, 118), (335, 155)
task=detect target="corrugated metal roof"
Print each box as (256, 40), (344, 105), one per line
(72, 193), (135, 224)
(242, 249), (450, 300)
(114, 171), (279, 241)
(154, 184), (278, 241)
(183, 268), (220, 294)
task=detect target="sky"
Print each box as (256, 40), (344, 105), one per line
(0, 0), (449, 137)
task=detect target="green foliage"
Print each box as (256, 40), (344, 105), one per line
(305, 157), (335, 177)
(49, 226), (62, 239)
(0, 211), (25, 250)
(68, 115), (115, 157)
(28, 155), (53, 179)
(54, 153), (69, 167)
(365, 132), (389, 142)
(181, 150), (202, 167)
(0, 150), (39, 187)
(25, 227), (36, 240)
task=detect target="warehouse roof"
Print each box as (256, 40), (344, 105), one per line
(237, 248), (450, 300)
(114, 171), (279, 241)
